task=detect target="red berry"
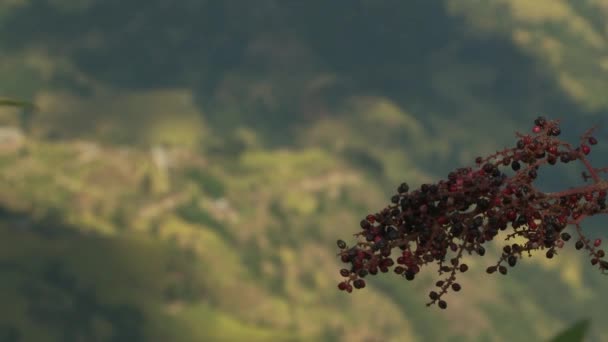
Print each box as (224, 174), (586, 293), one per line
(338, 282), (348, 290)
(589, 137), (598, 145)
(506, 210), (517, 221)
(366, 214), (376, 223)
(581, 144), (591, 155)
(437, 216), (448, 225)
(547, 146), (558, 155)
(594, 239), (602, 247)
(533, 126), (541, 133)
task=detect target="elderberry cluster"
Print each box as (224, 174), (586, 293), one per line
(336, 117), (608, 309)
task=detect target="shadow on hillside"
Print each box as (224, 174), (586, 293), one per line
(0, 0), (586, 146)
(0, 206), (157, 342)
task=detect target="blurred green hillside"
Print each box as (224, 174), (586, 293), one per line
(0, 1), (608, 341)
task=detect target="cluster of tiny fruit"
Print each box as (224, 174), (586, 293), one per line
(336, 117), (608, 309)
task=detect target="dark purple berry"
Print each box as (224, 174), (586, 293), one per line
(353, 279), (366, 289)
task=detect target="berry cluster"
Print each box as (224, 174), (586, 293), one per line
(336, 117), (608, 309)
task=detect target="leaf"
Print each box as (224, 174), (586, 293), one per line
(548, 319), (590, 342)
(0, 98), (36, 109)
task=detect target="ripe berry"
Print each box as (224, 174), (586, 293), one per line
(353, 279), (366, 289)
(337, 240), (347, 249)
(508, 255), (517, 267)
(398, 182), (409, 194)
(498, 266), (507, 275)
(511, 161), (521, 171)
(451, 283), (461, 292)
(597, 250), (605, 258)
(486, 266), (497, 274)
(346, 284), (353, 293)
(404, 271), (415, 280)
(359, 220), (371, 229)
(338, 282), (348, 290)
(546, 250), (554, 259)
(340, 269), (350, 277)
(589, 137), (598, 145)
(459, 264), (469, 272)
(575, 240), (584, 250)
(534, 116), (546, 127)
(438, 300), (447, 309)
(594, 239), (602, 247)
(429, 291), (439, 300)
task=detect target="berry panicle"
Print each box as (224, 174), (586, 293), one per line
(336, 117), (608, 309)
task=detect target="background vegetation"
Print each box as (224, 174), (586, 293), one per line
(0, 1), (607, 341)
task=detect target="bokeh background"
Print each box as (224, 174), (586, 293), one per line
(0, 1), (608, 341)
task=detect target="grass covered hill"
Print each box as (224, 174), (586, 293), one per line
(0, 1), (607, 341)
